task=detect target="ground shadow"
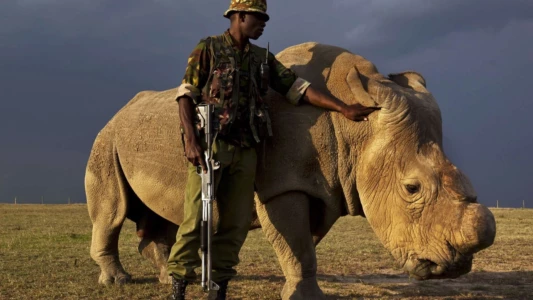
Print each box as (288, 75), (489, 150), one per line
(233, 274), (285, 282)
(317, 271), (533, 299)
(131, 277), (160, 284)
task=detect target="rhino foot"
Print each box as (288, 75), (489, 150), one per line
(281, 277), (325, 300)
(98, 271), (132, 285)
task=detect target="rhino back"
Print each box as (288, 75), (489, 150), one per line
(96, 43), (382, 223)
(111, 89), (189, 224)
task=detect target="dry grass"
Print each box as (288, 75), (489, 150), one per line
(0, 205), (531, 299)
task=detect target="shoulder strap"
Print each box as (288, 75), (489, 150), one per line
(202, 36), (219, 100)
(208, 36), (219, 67)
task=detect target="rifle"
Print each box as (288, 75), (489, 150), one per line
(196, 103), (220, 292)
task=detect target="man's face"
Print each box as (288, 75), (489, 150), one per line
(240, 12), (267, 40)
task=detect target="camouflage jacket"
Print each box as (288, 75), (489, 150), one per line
(176, 30), (310, 147)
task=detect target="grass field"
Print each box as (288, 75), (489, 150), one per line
(0, 205), (532, 299)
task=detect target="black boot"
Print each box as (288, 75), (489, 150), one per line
(171, 277), (188, 300)
(215, 280), (229, 300)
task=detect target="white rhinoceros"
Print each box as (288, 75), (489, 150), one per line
(85, 42), (496, 299)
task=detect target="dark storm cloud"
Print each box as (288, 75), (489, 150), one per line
(0, 0), (531, 206)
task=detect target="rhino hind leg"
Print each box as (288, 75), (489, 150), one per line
(86, 141), (132, 285)
(256, 192), (326, 300)
(134, 203), (178, 284)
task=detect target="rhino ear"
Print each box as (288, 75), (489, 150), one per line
(388, 71), (428, 93)
(346, 66), (379, 107)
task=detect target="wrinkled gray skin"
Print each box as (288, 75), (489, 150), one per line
(85, 43), (496, 299)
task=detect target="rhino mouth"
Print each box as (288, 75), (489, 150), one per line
(403, 253), (473, 280)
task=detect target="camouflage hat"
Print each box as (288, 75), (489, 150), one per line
(224, 0), (269, 21)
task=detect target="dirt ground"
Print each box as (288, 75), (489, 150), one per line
(0, 205), (531, 299)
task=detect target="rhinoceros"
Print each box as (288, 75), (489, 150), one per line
(85, 42), (496, 299)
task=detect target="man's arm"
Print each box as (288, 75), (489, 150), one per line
(301, 86), (380, 122)
(176, 39), (210, 170)
(267, 52), (379, 121)
(179, 96), (206, 171)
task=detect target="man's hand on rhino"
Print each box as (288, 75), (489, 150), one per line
(341, 104), (381, 122)
(302, 86), (380, 121)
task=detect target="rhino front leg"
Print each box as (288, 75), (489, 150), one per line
(138, 238), (173, 284)
(256, 192), (325, 300)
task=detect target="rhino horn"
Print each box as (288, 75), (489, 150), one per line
(388, 71), (429, 93)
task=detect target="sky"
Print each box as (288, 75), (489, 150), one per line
(0, 0), (531, 207)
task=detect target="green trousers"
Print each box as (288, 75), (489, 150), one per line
(167, 138), (257, 282)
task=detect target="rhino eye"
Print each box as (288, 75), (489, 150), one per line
(405, 184), (420, 194)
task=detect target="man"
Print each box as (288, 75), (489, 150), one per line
(168, 1), (379, 299)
